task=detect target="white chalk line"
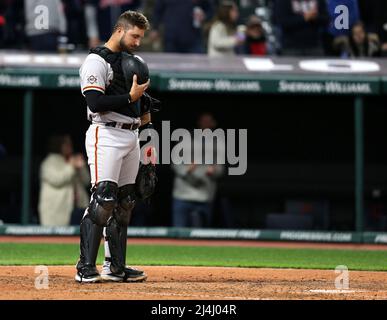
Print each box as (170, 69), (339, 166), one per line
(70, 289), (262, 300)
(308, 289), (362, 294)
(306, 289), (387, 295)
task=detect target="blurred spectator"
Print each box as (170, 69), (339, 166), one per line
(83, 0), (101, 48)
(84, 0), (142, 46)
(358, 0), (387, 57)
(62, 0), (88, 51)
(333, 22), (381, 58)
(151, 0), (214, 53)
(274, 0), (329, 56)
(243, 14), (267, 55)
(136, 0), (162, 51)
(208, 0), (241, 57)
(0, 0), (25, 49)
(244, 0), (278, 54)
(24, 0), (67, 52)
(38, 135), (90, 226)
(325, 0), (360, 56)
(171, 113), (225, 228)
(237, 0), (274, 25)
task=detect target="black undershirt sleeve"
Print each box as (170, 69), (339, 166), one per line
(84, 90), (130, 113)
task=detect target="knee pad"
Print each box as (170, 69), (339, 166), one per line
(114, 184), (136, 227)
(88, 181), (118, 226)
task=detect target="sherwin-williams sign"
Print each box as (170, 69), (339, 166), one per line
(158, 74), (379, 95)
(0, 70), (379, 95)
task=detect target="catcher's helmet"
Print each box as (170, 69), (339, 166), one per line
(121, 53), (149, 88)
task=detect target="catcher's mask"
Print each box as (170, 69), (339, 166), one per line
(121, 53), (149, 88)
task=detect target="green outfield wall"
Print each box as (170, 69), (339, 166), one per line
(0, 225), (386, 244)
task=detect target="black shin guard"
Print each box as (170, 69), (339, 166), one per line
(78, 215), (103, 269)
(106, 216), (126, 274)
(106, 184), (135, 274)
(78, 181), (117, 270)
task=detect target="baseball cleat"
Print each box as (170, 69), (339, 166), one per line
(75, 264), (102, 283)
(100, 271), (127, 282)
(101, 261), (147, 282)
(123, 266), (148, 282)
(75, 272), (102, 283)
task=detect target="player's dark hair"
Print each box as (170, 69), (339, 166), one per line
(113, 10), (150, 32)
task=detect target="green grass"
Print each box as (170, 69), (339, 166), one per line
(0, 243), (386, 271)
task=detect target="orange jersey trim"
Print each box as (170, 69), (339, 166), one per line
(83, 85), (105, 92)
(94, 126), (99, 184)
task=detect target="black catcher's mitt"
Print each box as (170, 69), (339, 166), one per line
(135, 163), (157, 203)
(140, 92), (162, 115)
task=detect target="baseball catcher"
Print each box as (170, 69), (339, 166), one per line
(76, 10), (159, 283)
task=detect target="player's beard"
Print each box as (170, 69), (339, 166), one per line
(119, 32), (135, 54)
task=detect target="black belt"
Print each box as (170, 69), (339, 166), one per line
(105, 122), (140, 130)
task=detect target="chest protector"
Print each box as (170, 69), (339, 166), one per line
(89, 46), (141, 118)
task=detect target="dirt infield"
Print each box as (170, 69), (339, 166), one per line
(1, 237), (386, 300)
(1, 265), (387, 300)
